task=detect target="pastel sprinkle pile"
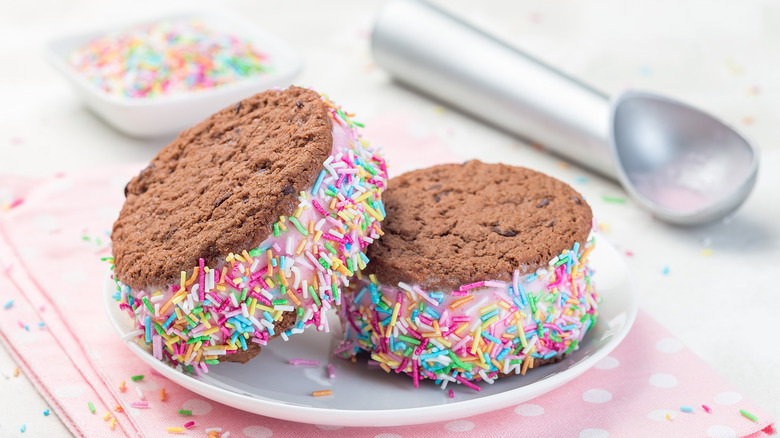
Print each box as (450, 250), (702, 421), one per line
(68, 19), (270, 98)
(111, 94), (387, 373)
(338, 238), (599, 390)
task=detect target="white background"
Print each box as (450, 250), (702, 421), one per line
(1, 0), (779, 436)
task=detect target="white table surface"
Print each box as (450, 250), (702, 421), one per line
(1, 1), (779, 436)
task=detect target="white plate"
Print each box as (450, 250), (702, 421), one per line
(104, 234), (637, 427)
(46, 8), (303, 138)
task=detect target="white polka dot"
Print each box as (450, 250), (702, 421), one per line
(583, 389), (612, 403)
(50, 178), (74, 192)
(580, 429), (609, 438)
(707, 425), (737, 438)
(406, 121), (431, 139)
(514, 403), (545, 416)
(33, 214), (60, 232)
(96, 206), (118, 221)
(649, 373), (677, 388)
(713, 391), (742, 405)
(374, 434), (403, 438)
(17, 245), (39, 261)
(61, 270), (87, 284)
(110, 176), (131, 191)
(647, 409), (676, 421)
(0, 188), (13, 204)
(445, 420), (475, 432)
(243, 425), (273, 438)
(9, 329), (41, 345)
(181, 399), (213, 415)
(315, 425), (344, 430)
(656, 338), (684, 354)
(594, 356), (619, 370)
(132, 378), (158, 391)
(54, 385), (84, 399)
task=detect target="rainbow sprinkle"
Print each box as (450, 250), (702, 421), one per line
(740, 409), (758, 422)
(111, 93), (387, 372)
(338, 237), (599, 390)
(68, 19), (270, 99)
(289, 358), (319, 366)
(312, 390), (332, 397)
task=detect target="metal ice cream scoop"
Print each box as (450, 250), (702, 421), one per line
(371, 0), (759, 225)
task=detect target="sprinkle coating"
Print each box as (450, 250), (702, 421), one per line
(111, 90), (387, 369)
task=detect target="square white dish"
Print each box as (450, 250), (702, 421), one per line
(45, 9), (303, 138)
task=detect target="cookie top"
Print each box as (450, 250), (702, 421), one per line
(112, 87), (332, 289)
(364, 160), (593, 290)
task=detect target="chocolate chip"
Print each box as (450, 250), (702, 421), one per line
(164, 225), (178, 240)
(282, 184), (295, 195)
(295, 100), (304, 109)
(546, 219), (556, 227)
(492, 227), (518, 237)
(537, 198), (550, 208)
(213, 193), (232, 208)
(234, 101), (242, 114)
(123, 183), (129, 197)
(569, 196), (582, 205)
(433, 189), (452, 203)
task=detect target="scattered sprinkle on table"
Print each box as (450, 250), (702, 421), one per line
(13, 367), (19, 377)
(327, 363), (335, 379)
(109, 418), (116, 430)
(665, 412), (674, 420)
(103, 411), (112, 421)
(167, 426), (185, 434)
(4, 299), (13, 309)
(701, 248), (713, 257)
(178, 409), (192, 416)
(68, 19), (270, 99)
(448, 389), (454, 399)
(680, 406), (693, 413)
(184, 421), (195, 428)
(20, 424), (26, 433)
(702, 404), (712, 413)
(160, 388), (166, 401)
(119, 380), (126, 392)
(88, 401), (96, 413)
(289, 358), (319, 366)
(131, 374), (144, 381)
(602, 195), (627, 204)
(662, 265), (670, 275)
(131, 401), (149, 409)
(43, 409), (50, 416)
(574, 176), (588, 184)
(740, 408), (758, 422)
(312, 390), (332, 397)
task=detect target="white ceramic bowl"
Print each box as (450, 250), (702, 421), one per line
(45, 9), (303, 138)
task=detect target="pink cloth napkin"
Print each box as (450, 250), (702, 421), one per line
(0, 119), (775, 437)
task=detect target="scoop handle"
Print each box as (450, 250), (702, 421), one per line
(371, 0), (618, 179)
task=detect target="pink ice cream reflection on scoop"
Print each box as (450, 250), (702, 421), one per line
(610, 91), (758, 224)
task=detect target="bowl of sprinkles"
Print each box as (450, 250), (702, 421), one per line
(46, 10), (303, 137)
